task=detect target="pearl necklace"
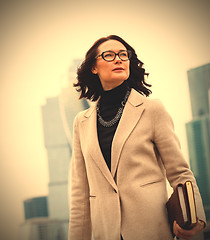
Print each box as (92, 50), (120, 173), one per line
(97, 88), (131, 127)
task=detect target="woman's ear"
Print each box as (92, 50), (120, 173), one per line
(91, 66), (97, 74)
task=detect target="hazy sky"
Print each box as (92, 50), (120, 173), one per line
(0, 0), (209, 239)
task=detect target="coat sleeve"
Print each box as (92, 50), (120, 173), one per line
(152, 99), (206, 225)
(68, 114), (92, 240)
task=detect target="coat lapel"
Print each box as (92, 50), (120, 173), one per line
(111, 89), (145, 177)
(80, 104), (118, 190)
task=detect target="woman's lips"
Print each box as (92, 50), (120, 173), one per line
(113, 68), (124, 71)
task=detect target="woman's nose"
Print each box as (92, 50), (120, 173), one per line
(114, 55), (122, 62)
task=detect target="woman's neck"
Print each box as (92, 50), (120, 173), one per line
(102, 80), (125, 91)
(100, 80), (128, 106)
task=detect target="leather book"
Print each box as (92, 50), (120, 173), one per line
(166, 181), (197, 233)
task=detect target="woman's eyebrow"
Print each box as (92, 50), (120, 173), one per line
(102, 49), (126, 52)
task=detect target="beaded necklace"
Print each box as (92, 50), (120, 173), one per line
(97, 88), (131, 127)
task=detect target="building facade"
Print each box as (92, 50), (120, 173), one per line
(24, 196), (48, 220)
(19, 218), (66, 240)
(185, 63), (210, 222)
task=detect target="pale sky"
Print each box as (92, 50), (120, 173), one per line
(0, 0), (209, 239)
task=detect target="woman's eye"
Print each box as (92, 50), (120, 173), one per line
(104, 53), (112, 57)
(120, 53), (127, 57)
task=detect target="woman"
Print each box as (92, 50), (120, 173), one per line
(68, 35), (206, 240)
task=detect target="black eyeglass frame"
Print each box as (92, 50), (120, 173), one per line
(96, 50), (132, 62)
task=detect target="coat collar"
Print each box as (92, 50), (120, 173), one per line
(80, 89), (146, 185)
(83, 88), (145, 119)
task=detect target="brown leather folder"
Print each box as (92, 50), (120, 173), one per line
(166, 181), (197, 233)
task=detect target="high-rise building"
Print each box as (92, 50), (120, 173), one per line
(19, 60), (90, 240)
(40, 83), (89, 239)
(42, 96), (71, 222)
(185, 63), (210, 223)
(24, 196), (48, 220)
(19, 218), (66, 240)
(19, 196), (67, 240)
(187, 63), (210, 118)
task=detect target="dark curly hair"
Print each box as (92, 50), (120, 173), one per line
(74, 35), (152, 101)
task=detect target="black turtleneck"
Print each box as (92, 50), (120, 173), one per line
(97, 80), (129, 171)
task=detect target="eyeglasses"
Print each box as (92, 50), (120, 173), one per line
(96, 50), (132, 62)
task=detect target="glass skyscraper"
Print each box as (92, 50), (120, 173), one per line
(185, 63), (210, 222)
(187, 63), (210, 118)
(24, 196), (48, 220)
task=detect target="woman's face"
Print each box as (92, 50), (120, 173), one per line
(92, 40), (130, 91)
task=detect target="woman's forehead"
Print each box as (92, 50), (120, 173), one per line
(97, 40), (126, 53)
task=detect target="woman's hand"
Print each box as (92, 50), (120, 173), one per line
(173, 219), (205, 240)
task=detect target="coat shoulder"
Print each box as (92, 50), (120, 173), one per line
(132, 90), (165, 111)
(144, 97), (166, 111)
(74, 103), (96, 123)
(144, 97), (172, 123)
(129, 89), (168, 116)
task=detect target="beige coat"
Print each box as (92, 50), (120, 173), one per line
(68, 89), (206, 240)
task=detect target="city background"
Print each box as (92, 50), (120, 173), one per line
(0, 0), (209, 239)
